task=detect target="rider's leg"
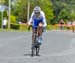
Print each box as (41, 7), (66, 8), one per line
(42, 27), (45, 32)
(32, 28), (38, 46)
(39, 27), (43, 36)
(32, 29), (35, 44)
(38, 27), (43, 44)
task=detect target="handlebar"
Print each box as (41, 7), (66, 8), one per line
(28, 25), (42, 31)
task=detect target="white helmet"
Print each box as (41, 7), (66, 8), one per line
(34, 6), (41, 13)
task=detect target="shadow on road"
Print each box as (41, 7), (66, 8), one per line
(24, 54), (31, 56)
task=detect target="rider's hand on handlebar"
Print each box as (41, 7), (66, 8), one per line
(28, 24), (32, 31)
(39, 23), (43, 27)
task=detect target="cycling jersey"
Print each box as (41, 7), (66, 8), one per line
(28, 11), (47, 27)
(32, 15), (43, 28)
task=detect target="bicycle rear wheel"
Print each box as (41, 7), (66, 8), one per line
(31, 34), (36, 57)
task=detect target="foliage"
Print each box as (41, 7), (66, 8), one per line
(3, 0), (75, 25)
(10, 15), (16, 23)
(40, 0), (54, 24)
(51, 0), (75, 24)
(58, 9), (68, 19)
(3, 11), (8, 18)
(4, 0), (8, 6)
(10, 23), (20, 29)
(0, 12), (1, 28)
(20, 24), (28, 31)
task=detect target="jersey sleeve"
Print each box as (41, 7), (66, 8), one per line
(41, 11), (47, 27)
(28, 12), (34, 25)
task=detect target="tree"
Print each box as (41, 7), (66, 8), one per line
(40, 0), (54, 24)
(50, 0), (75, 24)
(4, 0), (8, 6)
(4, 0), (54, 24)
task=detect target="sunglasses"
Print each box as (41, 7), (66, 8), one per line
(35, 12), (40, 14)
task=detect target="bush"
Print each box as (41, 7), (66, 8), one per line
(10, 15), (16, 23)
(10, 23), (20, 29)
(0, 11), (8, 28)
(20, 24), (28, 31)
(0, 12), (1, 28)
(4, 11), (7, 17)
(46, 25), (52, 30)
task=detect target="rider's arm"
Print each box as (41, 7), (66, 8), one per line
(41, 11), (47, 27)
(28, 12), (34, 25)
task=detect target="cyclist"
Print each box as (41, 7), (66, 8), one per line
(28, 6), (47, 45)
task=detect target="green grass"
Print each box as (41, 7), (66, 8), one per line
(0, 28), (29, 32)
(0, 25), (71, 32)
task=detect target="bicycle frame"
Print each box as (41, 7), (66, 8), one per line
(31, 26), (42, 56)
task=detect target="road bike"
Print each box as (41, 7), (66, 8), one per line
(28, 26), (42, 57)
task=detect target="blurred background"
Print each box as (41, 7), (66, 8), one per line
(0, 0), (75, 31)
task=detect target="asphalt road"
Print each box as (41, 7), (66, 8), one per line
(0, 30), (75, 63)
